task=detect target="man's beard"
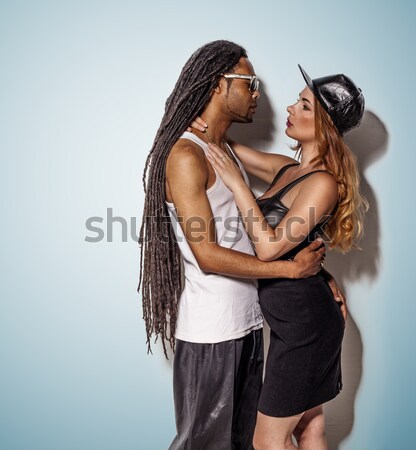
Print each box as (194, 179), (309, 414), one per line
(225, 95), (253, 123)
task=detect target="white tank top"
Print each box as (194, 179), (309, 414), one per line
(165, 132), (263, 344)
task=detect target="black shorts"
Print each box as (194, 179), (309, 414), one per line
(169, 329), (264, 450)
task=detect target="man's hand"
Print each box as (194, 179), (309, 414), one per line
(289, 239), (325, 278)
(326, 275), (348, 323)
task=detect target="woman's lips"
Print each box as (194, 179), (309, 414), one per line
(286, 118), (293, 127)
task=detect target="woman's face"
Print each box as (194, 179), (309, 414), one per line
(285, 86), (315, 143)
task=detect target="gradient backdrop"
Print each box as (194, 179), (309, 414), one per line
(0, 1), (414, 449)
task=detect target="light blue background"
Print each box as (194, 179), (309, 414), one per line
(0, 1), (414, 449)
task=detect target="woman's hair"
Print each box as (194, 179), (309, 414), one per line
(138, 40), (248, 357)
(293, 99), (368, 252)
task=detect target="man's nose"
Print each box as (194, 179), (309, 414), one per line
(252, 89), (260, 100)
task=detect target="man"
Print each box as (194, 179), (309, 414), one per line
(138, 40), (338, 450)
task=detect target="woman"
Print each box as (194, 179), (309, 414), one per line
(191, 65), (367, 450)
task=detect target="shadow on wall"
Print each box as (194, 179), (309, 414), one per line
(228, 94), (388, 450)
(324, 110), (388, 449)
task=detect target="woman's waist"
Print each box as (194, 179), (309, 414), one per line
(258, 272), (325, 289)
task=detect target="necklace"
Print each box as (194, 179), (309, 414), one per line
(203, 129), (235, 161)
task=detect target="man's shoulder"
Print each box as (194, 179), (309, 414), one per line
(170, 136), (204, 157)
(166, 137), (209, 187)
(168, 137), (207, 171)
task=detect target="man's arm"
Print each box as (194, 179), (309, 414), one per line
(166, 141), (324, 279)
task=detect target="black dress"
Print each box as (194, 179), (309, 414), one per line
(256, 163), (344, 417)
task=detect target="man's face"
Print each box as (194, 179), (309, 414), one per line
(221, 57), (260, 123)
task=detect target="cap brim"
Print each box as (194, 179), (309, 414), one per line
(298, 64), (335, 120)
(298, 64), (318, 98)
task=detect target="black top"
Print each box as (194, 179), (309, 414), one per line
(256, 163), (334, 261)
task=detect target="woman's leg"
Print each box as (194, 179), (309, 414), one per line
(292, 405), (328, 450)
(253, 411), (304, 450)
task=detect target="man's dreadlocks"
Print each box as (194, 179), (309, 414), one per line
(138, 40), (248, 357)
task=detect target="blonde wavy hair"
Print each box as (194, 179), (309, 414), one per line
(294, 100), (368, 252)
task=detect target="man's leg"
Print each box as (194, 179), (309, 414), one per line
(232, 329), (264, 450)
(169, 338), (239, 450)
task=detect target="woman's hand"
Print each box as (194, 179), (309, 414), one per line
(187, 116), (207, 133)
(206, 143), (246, 192)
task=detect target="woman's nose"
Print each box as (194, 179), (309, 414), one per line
(287, 104), (294, 115)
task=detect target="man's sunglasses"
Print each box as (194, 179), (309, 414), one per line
(222, 73), (260, 94)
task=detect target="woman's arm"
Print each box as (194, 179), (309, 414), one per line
(227, 140), (297, 184)
(207, 143), (338, 261)
(188, 116), (297, 183)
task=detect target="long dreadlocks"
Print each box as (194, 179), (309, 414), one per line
(138, 40), (248, 357)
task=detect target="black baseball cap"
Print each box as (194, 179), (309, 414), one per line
(298, 64), (365, 135)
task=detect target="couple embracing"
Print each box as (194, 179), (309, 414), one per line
(139, 40), (367, 450)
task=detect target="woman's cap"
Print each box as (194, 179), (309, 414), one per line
(298, 64), (365, 135)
